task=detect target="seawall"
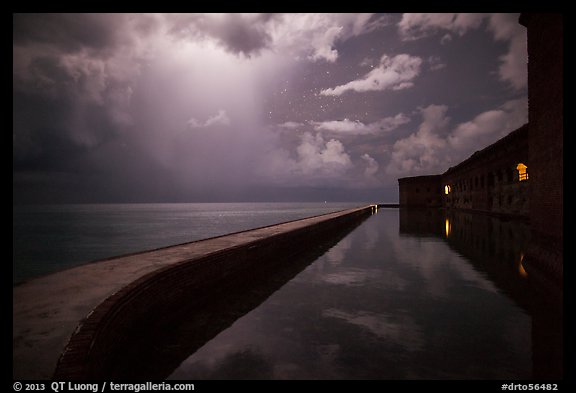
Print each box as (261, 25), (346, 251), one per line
(13, 205), (375, 380)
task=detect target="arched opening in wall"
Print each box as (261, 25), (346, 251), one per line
(517, 163), (529, 181)
(507, 168), (514, 183)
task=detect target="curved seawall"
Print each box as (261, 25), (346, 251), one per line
(13, 205), (375, 379)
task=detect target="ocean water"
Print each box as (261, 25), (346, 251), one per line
(12, 202), (363, 284)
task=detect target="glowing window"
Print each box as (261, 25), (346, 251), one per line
(517, 163), (529, 181)
(518, 253), (528, 278)
(444, 185), (451, 195)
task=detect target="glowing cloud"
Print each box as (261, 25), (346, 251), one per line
(320, 54), (422, 96)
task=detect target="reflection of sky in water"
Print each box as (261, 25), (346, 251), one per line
(169, 209), (533, 379)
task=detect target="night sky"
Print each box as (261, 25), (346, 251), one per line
(13, 13), (528, 203)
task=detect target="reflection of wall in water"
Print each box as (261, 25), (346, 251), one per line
(444, 211), (531, 310)
(400, 208), (530, 311)
(399, 208), (445, 238)
(399, 208), (561, 378)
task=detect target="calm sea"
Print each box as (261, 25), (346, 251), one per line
(12, 202), (363, 284)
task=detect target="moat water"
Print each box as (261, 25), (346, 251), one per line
(165, 208), (562, 380)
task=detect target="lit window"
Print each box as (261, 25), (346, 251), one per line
(444, 185), (451, 195)
(518, 253), (528, 278)
(516, 163), (529, 181)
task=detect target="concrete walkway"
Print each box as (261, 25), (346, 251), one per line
(13, 205), (373, 379)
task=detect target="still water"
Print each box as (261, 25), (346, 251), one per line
(166, 208), (562, 380)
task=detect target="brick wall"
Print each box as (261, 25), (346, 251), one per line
(398, 175), (442, 207)
(520, 13), (563, 281)
(442, 125), (530, 217)
(398, 125), (530, 218)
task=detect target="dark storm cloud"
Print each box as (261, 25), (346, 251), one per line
(13, 62), (130, 172)
(13, 13), (143, 177)
(13, 90), (90, 170)
(166, 13), (278, 57)
(13, 13), (127, 53)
